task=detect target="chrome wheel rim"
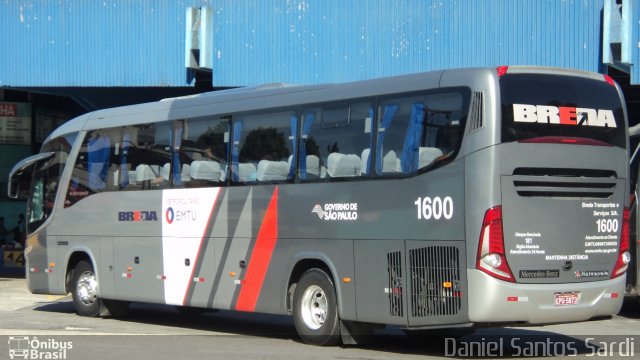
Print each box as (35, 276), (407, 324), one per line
(300, 285), (328, 330)
(77, 271), (98, 306)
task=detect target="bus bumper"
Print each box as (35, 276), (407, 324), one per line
(467, 270), (625, 324)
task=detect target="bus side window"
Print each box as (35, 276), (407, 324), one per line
(376, 90), (468, 176)
(32, 133), (76, 228)
(66, 129), (120, 205)
(181, 116), (230, 187)
(122, 123), (172, 190)
(300, 101), (372, 181)
(232, 110), (295, 184)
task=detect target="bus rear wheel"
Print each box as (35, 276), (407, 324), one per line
(71, 260), (100, 317)
(292, 268), (341, 346)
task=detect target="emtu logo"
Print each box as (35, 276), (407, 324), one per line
(164, 207), (197, 224)
(166, 207), (175, 224)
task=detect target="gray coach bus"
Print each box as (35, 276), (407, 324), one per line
(8, 66), (631, 345)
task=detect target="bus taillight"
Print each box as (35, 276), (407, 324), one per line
(603, 74), (617, 87)
(496, 66), (509, 77)
(476, 206), (515, 282)
(611, 208), (631, 278)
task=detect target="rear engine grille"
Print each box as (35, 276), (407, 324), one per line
(409, 246), (462, 318)
(386, 251), (404, 317)
(512, 167), (617, 199)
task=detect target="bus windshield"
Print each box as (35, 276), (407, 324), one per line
(500, 74), (626, 148)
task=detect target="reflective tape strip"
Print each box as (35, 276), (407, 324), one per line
(506, 296), (529, 302)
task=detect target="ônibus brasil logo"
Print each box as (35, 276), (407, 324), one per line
(8, 336), (73, 360)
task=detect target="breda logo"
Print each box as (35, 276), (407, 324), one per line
(513, 104), (616, 128)
(118, 210), (158, 222)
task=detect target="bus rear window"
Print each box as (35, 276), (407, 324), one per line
(500, 74), (626, 148)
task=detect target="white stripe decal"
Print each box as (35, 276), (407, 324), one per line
(162, 187), (221, 305)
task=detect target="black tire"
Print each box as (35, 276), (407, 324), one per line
(70, 260), (100, 317)
(292, 268), (341, 346)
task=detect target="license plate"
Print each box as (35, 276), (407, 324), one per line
(554, 292), (580, 306)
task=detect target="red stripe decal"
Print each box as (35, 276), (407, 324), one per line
(235, 187), (279, 312)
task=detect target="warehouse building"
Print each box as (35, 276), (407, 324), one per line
(0, 0), (639, 232)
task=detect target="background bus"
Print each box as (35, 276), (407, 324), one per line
(8, 66), (630, 345)
(626, 125), (640, 300)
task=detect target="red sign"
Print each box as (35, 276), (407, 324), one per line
(0, 103), (17, 117)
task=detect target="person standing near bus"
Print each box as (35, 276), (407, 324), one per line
(14, 214), (26, 247)
(0, 217), (10, 246)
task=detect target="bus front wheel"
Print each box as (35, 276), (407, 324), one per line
(71, 260), (100, 317)
(292, 268), (341, 346)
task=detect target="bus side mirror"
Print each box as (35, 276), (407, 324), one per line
(7, 152), (55, 200)
(8, 171), (31, 199)
(7, 178), (30, 200)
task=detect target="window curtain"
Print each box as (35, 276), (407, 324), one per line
(87, 133), (110, 191)
(375, 104), (398, 174)
(288, 115), (298, 179)
(231, 120), (243, 182)
(172, 126), (183, 186)
(119, 131), (131, 188)
(299, 112), (315, 179)
(400, 102), (425, 173)
(362, 107), (374, 175)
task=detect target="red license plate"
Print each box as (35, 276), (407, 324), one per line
(554, 292), (580, 306)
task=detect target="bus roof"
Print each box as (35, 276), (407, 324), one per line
(43, 66), (608, 145)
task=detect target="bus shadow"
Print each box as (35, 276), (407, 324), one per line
(33, 301), (632, 357)
(33, 300), (75, 313)
(125, 303), (299, 339)
(620, 298), (640, 319)
(35, 300), (297, 339)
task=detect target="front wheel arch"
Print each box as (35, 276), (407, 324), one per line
(65, 251), (94, 294)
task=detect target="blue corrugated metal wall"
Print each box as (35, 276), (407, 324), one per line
(0, 0), (208, 87)
(0, 0), (615, 87)
(631, 0), (640, 84)
(211, 0), (606, 86)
